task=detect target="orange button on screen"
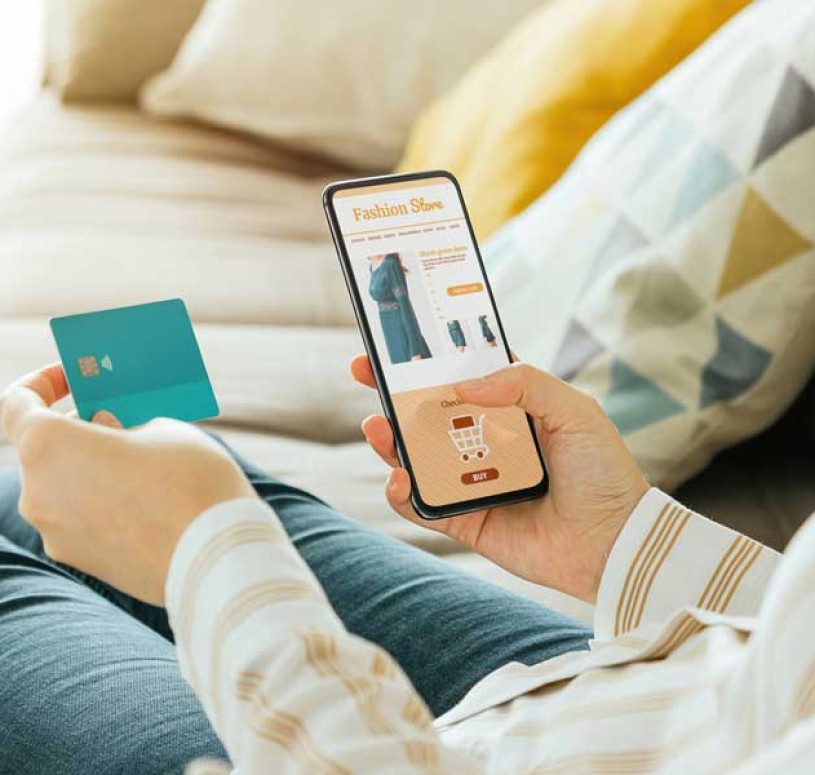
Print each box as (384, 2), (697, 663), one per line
(461, 468), (499, 485)
(447, 282), (484, 297)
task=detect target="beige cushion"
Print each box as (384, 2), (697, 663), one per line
(141, 0), (540, 169)
(0, 97), (354, 328)
(45, 0), (204, 102)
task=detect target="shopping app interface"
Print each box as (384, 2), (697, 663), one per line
(333, 177), (543, 507)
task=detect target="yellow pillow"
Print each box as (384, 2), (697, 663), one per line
(397, 0), (751, 239)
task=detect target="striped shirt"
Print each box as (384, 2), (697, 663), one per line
(166, 488), (815, 773)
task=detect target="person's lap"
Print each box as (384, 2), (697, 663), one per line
(0, 499), (224, 774)
(0, 447), (591, 774)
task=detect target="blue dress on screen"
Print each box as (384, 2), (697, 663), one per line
(447, 320), (467, 348)
(478, 314), (496, 343)
(369, 255), (431, 364)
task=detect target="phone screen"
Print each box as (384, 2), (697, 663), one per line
(327, 174), (545, 514)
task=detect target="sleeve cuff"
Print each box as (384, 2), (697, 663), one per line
(594, 488), (779, 640)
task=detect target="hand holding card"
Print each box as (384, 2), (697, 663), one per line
(50, 299), (219, 428)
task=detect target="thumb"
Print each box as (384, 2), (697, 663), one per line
(92, 410), (124, 429)
(455, 363), (596, 433)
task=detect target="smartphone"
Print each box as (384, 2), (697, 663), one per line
(323, 170), (547, 519)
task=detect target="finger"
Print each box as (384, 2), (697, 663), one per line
(350, 354), (376, 389)
(385, 468), (470, 538)
(455, 363), (593, 432)
(92, 410), (124, 429)
(384, 468), (434, 529)
(361, 415), (399, 468)
(386, 468), (413, 512)
(0, 364), (70, 445)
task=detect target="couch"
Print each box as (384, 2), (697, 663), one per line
(0, 12), (813, 625)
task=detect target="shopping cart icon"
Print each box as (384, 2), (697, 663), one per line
(448, 414), (490, 463)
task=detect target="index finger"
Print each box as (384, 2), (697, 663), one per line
(0, 364), (70, 444)
(455, 363), (590, 432)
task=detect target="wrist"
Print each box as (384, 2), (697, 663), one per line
(168, 463), (257, 551)
(571, 478), (649, 604)
(584, 479), (650, 603)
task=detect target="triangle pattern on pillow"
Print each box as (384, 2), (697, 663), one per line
(753, 66), (815, 168)
(585, 216), (648, 288)
(671, 141), (739, 229)
(716, 187), (813, 299)
(699, 316), (772, 408)
(628, 110), (692, 194)
(708, 50), (786, 173)
(551, 319), (605, 381)
(623, 262), (704, 334)
(603, 358), (684, 435)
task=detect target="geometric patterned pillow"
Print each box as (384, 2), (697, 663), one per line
(484, 0), (815, 490)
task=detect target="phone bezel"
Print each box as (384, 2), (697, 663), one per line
(323, 169), (548, 519)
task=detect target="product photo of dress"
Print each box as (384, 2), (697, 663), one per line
(369, 254), (432, 364)
(479, 314), (497, 344)
(447, 320), (467, 349)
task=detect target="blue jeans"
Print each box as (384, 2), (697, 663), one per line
(0, 449), (591, 774)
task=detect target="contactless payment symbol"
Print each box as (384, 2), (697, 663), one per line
(448, 414), (490, 463)
(77, 354), (113, 378)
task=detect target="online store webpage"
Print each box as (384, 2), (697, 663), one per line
(333, 177), (543, 507)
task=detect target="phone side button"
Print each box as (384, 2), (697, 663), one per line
(461, 468), (499, 485)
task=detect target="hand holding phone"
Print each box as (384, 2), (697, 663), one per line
(324, 171), (547, 519)
(351, 354), (649, 604)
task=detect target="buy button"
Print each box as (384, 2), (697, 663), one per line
(461, 468), (499, 485)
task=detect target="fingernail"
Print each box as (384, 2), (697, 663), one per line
(93, 410), (122, 428)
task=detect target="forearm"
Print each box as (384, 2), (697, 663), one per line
(165, 499), (478, 774)
(595, 488), (781, 639)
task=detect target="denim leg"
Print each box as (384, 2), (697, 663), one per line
(0, 538), (227, 774)
(230, 450), (593, 718)
(0, 470), (226, 775)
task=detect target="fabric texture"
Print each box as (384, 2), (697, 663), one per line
(0, 470), (226, 775)
(0, 455), (590, 773)
(139, 0), (540, 170)
(484, 0), (815, 490)
(398, 0), (750, 239)
(44, 0), (205, 102)
(161, 476), (815, 773)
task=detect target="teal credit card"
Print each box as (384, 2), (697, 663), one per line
(50, 299), (219, 428)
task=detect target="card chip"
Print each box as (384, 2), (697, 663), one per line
(78, 356), (100, 378)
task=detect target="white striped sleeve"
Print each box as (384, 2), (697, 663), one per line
(165, 498), (479, 775)
(594, 488), (781, 640)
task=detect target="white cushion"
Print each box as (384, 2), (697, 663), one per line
(140, 0), (541, 169)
